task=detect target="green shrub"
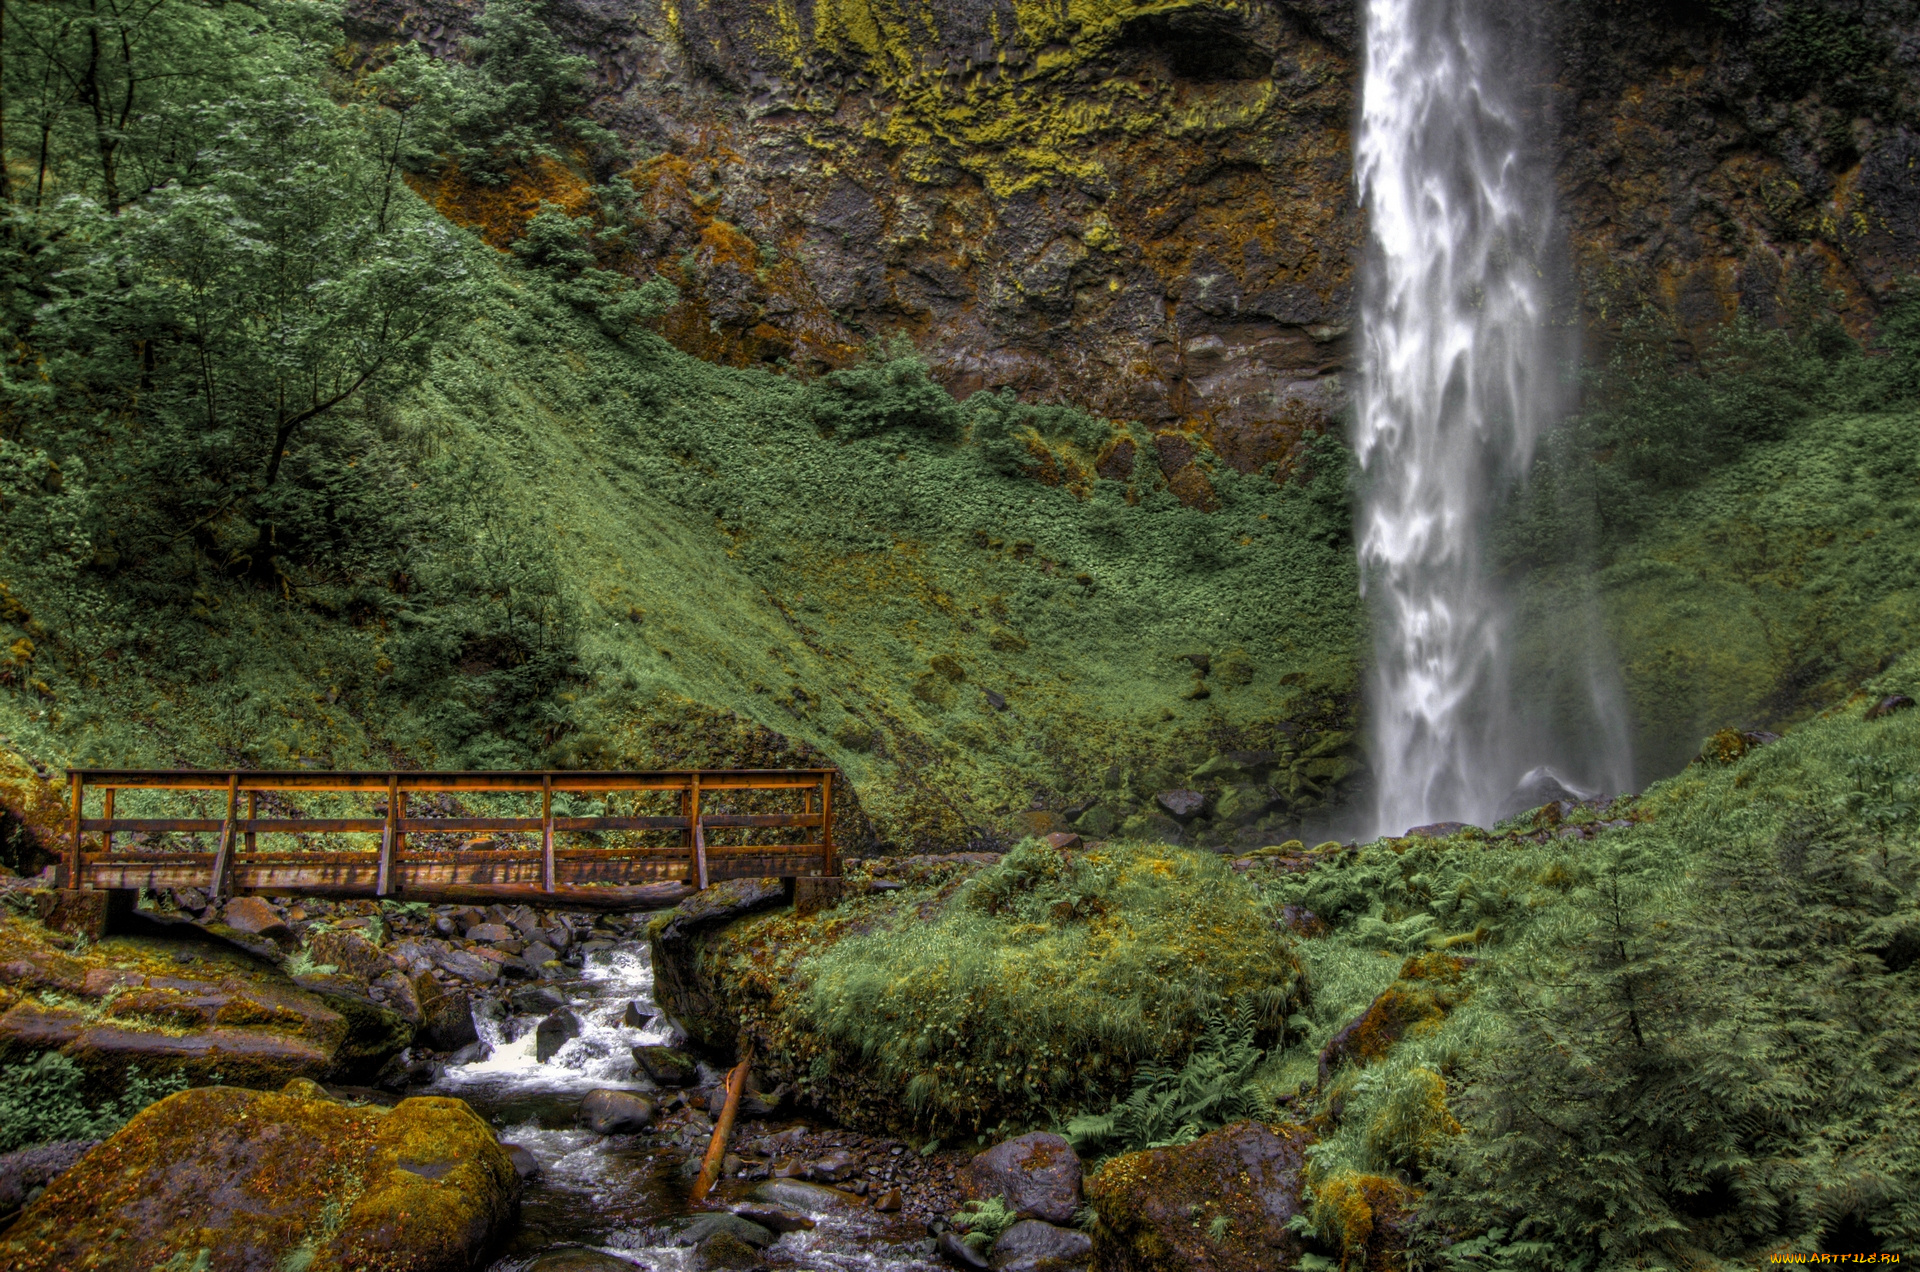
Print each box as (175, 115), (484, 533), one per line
(789, 840), (1303, 1134)
(0, 1053), (187, 1153)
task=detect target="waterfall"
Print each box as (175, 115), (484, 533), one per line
(1353, 0), (1624, 834)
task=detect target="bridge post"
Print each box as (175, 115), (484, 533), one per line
(540, 775), (555, 894)
(821, 771), (835, 878)
(208, 773), (239, 901)
(690, 773), (707, 890)
(377, 773), (398, 897)
(67, 772), (82, 889)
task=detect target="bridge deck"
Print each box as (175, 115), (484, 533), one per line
(63, 768), (836, 903)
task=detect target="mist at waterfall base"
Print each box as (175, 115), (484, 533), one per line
(1350, 0), (1632, 839)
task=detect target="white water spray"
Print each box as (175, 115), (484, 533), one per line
(1354, 0), (1621, 834)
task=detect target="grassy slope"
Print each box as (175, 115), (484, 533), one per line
(0, 237), (1362, 849)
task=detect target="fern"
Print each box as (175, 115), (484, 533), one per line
(1066, 999), (1267, 1160)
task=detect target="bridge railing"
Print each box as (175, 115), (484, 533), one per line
(63, 769), (835, 902)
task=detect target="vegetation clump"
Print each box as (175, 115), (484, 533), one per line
(679, 840), (1303, 1137)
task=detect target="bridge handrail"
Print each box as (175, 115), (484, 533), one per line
(64, 768), (836, 898)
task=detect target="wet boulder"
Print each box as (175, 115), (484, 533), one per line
(218, 897), (293, 945)
(0, 1082), (518, 1272)
(0, 1138), (94, 1219)
(577, 1088), (656, 1134)
(968, 1132), (1082, 1223)
(622, 1001), (655, 1029)
(534, 1008), (581, 1063)
(750, 1178), (866, 1211)
(306, 927), (391, 980)
(1086, 1121), (1313, 1272)
(511, 985), (566, 1015)
(633, 1044), (700, 1086)
(990, 1219), (1093, 1271)
(416, 979), (478, 1051)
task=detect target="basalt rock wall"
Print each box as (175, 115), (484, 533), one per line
(348, 0), (1920, 441)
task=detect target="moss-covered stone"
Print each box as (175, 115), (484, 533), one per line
(1086, 1120), (1314, 1272)
(0, 1083), (519, 1272)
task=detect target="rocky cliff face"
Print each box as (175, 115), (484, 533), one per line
(348, 0), (1920, 451)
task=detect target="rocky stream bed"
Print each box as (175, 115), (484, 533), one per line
(0, 882), (1147, 1271)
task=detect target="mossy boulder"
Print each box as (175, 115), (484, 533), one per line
(0, 1081), (519, 1271)
(1086, 1121), (1314, 1272)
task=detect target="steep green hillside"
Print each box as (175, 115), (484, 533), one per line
(0, 0), (1360, 849)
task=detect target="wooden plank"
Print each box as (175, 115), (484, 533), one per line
(70, 768), (833, 793)
(77, 842), (823, 870)
(102, 789), (114, 856)
(695, 813), (823, 829)
(207, 774), (240, 900)
(81, 818), (388, 834)
(244, 790), (256, 854)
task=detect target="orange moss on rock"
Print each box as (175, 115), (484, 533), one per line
(408, 155), (594, 249)
(1310, 1170), (1418, 1272)
(1318, 952), (1471, 1083)
(0, 1082), (516, 1272)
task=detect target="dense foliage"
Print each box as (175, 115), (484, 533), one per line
(1244, 661), (1920, 1266)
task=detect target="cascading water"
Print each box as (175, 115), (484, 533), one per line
(1353, 0), (1627, 834)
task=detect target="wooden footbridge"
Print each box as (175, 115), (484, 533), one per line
(59, 768), (837, 908)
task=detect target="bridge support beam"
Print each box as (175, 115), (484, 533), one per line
(43, 888), (138, 940)
(794, 876), (850, 918)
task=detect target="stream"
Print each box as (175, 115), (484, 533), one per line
(427, 938), (949, 1271)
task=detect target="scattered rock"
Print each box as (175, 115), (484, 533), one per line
(370, 970), (422, 1025)
(873, 1187), (903, 1212)
(511, 985), (566, 1015)
(578, 1089), (656, 1135)
(418, 984), (478, 1052)
(633, 1044), (700, 1086)
(1087, 1121), (1313, 1272)
(219, 897), (292, 944)
(1041, 832), (1083, 851)
(465, 922), (515, 943)
(434, 947), (501, 985)
(968, 1132), (1082, 1224)
(939, 1230), (992, 1269)
(803, 1148), (860, 1182)
(1497, 766), (1595, 820)
(990, 1219), (1093, 1271)
(0, 1084), (518, 1272)
(670, 1212), (777, 1249)
(535, 1009), (582, 1063)
(502, 1143), (542, 1181)
(695, 1231), (765, 1269)
(731, 1201), (815, 1232)
(307, 927), (391, 979)
(524, 941), (559, 966)
(526, 1248), (636, 1272)
(1404, 821), (1472, 839)
(1867, 693), (1916, 720)
(622, 1001), (655, 1030)
(1153, 789), (1206, 821)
